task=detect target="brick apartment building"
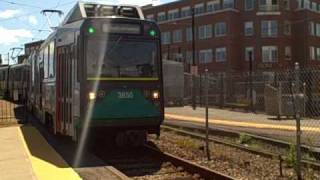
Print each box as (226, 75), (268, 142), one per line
(143, 0), (320, 74)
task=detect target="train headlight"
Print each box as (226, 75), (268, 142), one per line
(152, 91), (160, 99)
(89, 92), (96, 100)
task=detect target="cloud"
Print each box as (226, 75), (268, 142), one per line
(0, 9), (21, 19)
(0, 26), (33, 44)
(28, 16), (38, 25)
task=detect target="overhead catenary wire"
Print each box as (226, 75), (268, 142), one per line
(0, 0), (77, 64)
(0, 0), (76, 23)
(0, 0), (43, 9)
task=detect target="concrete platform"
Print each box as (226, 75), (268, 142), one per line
(0, 126), (81, 180)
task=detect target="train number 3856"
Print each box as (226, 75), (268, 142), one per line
(118, 91), (134, 99)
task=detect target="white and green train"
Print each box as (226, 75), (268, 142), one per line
(25, 2), (164, 144)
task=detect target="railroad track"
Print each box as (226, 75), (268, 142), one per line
(92, 142), (234, 180)
(162, 122), (320, 171)
(29, 114), (233, 180)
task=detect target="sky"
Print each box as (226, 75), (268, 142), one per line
(0, 0), (174, 64)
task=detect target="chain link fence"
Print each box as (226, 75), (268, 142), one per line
(0, 69), (28, 126)
(177, 64), (320, 178)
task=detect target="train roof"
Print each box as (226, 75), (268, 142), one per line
(38, 2), (149, 49)
(0, 65), (9, 70)
(61, 2), (145, 26)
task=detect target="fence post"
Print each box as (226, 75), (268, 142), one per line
(192, 74), (197, 110)
(199, 74), (203, 107)
(294, 62), (302, 180)
(219, 74), (224, 108)
(205, 69), (211, 161)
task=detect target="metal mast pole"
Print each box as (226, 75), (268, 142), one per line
(191, 7), (197, 110)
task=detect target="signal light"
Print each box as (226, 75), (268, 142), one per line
(88, 27), (96, 34)
(149, 30), (156, 37)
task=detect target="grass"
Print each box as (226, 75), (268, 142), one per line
(239, 133), (253, 145)
(176, 137), (199, 149)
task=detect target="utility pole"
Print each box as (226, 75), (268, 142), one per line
(191, 7), (197, 110)
(249, 51), (255, 112)
(205, 69), (211, 161)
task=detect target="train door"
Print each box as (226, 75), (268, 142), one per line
(56, 46), (73, 135)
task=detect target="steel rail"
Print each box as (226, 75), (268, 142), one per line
(144, 144), (235, 180)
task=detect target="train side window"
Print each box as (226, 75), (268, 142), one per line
(77, 36), (80, 82)
(49, 41), (55, 78)
(44, 46), (49, 79)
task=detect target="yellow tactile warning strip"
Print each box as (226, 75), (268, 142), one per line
(165, 114), (320, 133)
(18, 126), (81, 180)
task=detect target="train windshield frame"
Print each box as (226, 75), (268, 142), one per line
(86, 36), (160, 78)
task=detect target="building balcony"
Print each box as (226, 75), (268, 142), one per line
(259, 5), (279, 12)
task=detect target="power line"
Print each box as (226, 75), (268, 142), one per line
(0, 0), (76, 22)
(0, 0), (42, 9)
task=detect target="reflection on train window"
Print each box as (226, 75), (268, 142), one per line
(44, 46), (49, 79)
(86, 39), (158, 78)
(49, 41), (55, 78)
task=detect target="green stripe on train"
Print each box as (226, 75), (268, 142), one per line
(91, 90), (160, 121)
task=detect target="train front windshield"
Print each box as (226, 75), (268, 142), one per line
(86, 38), (159, 78)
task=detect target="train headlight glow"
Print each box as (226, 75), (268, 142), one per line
(89, 92), (96, 100)
(152, 91), (159, 99)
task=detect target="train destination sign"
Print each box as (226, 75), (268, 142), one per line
(103, 24), (141, 34)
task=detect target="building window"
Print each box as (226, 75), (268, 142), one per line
(312, 2), (317, 11)
(199, 25), (212, 39)
(199, 49), (213, 64)
(161, 32), (171, 44)
(146, 14), (154, 21)
(304, 0), (310, 9)
(283, 0), (290, 10)
(186, 27), (193, 42)
(261, 20), (278, 37)
(316, 23), (320, 37)
(245, 47), (254, 61)
(194, 3), (205, 15)
(168, 9), (179, 20)
(310, 22), (315, 36)
(259, 0), (279, 11)
(186, 51), (193, 64)
(207, 0), (221, 12)
(181, 6), (191, 17)
(262, 46), (278, 62)
(317, 47), (320, 60)
(284, 21), (291, 35)
(245, 0), (255, 11)
(215, 22), (227, 37)
(173, 29), (182, 43)
(163, 53), (168, 60)
(216, 47), (227, 62)
(223, 0), (234, 9)
(297, 0), (309, 9)
(310, 46), (315, 60)
(285, 46), (291, 60)
(244, 21), (254, 36)
(157, 12), (166, 22)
